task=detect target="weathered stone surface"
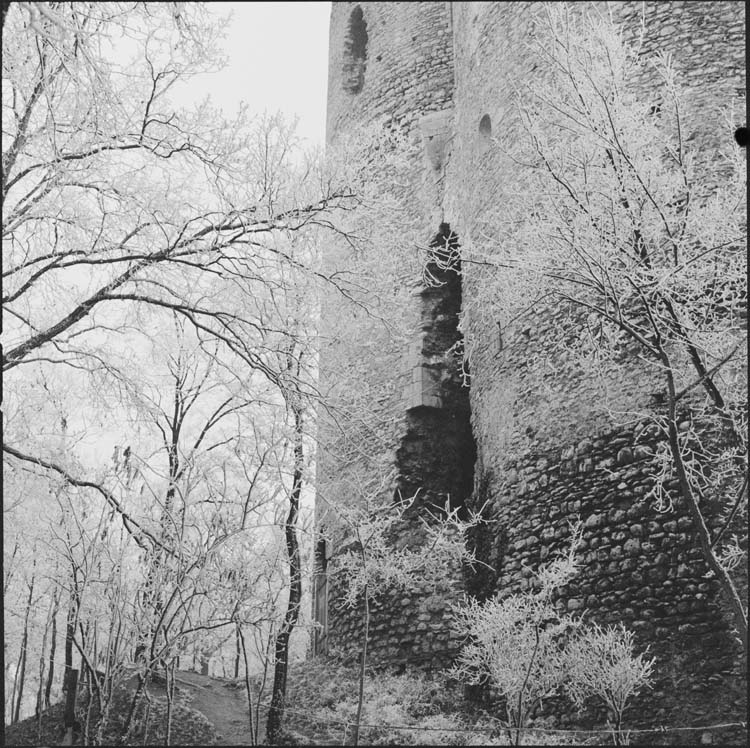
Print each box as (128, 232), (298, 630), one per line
(321, 0), (746, 742)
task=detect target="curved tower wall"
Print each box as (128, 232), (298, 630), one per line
(320, 0), (746, 732)
(318, 1), (474, 669)
(446, 0), (746, 732)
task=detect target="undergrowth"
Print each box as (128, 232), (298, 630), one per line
(282, 657), (576, 745)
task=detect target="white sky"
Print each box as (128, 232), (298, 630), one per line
(173, 2), (332, 148)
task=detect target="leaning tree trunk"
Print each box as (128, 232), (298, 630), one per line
(64, 575), (80, 684)
(13, 569), (36, 723)
(234, 628), (241, 679)
(265, 401), (303, 745)
(662, 357), (748, 655)
(44, 588), (59, 711)
(237, 624), (256, 746)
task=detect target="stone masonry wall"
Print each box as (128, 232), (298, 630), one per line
(318, 2), (474, 667)
(320, 2), (746, 739)
(474, 420), (745, 737)
(446, 0), (746, 741)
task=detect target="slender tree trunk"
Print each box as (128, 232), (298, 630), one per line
(138, 390), (181, 671)
(612, 710), (623, 746)
(352, 579), (369, 747)
(663, 358), (748, 654)
(13, 569), (35, 723)
(45, 589), (59, 710)
(122, 672), (147, 743)
(36, 591), (55, 720)
(64, 580), (80, 684)
(234, 628), (241, 679)
(83, 683), (93, 747)
(265, 402), (303, 745)
(3, 540), (19, 596)
(165, 659), (175, 747)
(513, 623), (540, 746)
(256, 629), (274, 745)
(12, 641), (25, 723)
(10, 644), (20, 723)
(237, 625), (256, 746)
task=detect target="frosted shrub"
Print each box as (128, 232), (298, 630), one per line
(565, 623), (654, 745)
(308, 668), (471, 745)
(451, 594), (575, 729)
(450, 522), (653, 746)
(328, 493), (485, 744)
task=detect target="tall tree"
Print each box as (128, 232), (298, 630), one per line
(456, 3), (747, 651)
(3, 1), (359, 730)
(265, 345), (305, 745)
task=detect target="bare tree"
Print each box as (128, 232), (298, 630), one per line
(11, 559), (36, 724)
(265, 345), (305, 745)
(4, 6), (409, 742)
(454, 2), (747, 653)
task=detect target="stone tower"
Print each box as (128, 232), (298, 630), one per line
(316, 1), (473, 670)
(317, 0), (746, 737)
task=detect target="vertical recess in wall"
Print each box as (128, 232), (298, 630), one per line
(397, 223), (475, 523)
(342, 6), (368, 94)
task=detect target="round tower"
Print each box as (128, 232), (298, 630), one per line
(318, 1), (746, 739)
(316, 2), (475, 670)
(446, 0), (746, 736)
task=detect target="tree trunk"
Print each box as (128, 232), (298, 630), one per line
(235, 628), (241, 679)
(138, 392), (181, 672)
(36, 591), (55, 719)
(3, 540), (19, 596)
(165, 659), (176, 747)
(44, 589), (59, 711)
(237, 625), (256, 746)
(352, 580), (369, 747)
(663, 361), (748, 655)
(64, 580), (80, 685)
(612, 710), (623, 746)
(13, 569), (35, 723)
(265, 402), (303, 745)
(63, 668), (79, 740)
(122, 672), (146, 743)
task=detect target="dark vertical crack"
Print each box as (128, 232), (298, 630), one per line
(396, 224), (476, 523)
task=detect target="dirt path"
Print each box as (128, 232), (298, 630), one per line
(143, 670), (266, 745)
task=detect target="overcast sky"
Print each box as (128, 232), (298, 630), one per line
(173, 2), (331, 148)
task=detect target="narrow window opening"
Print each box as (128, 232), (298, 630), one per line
(496, 321), (504, 354)
(342, 6), (368, 94)
(478, 114), (492, 138)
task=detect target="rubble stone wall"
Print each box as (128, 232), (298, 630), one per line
(321, 1), (746, 740)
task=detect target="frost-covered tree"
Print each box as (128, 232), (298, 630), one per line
(565, 623), (654, 745)
(328, 490), (483, 747)
(450, 522), (653, 746)
(446, 1), (747, 655)
(2, 1), (358, 733)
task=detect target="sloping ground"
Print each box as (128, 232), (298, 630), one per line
(3, 659), (472, 746)
(6, 658), (747, 746)
(155, 670), (261, 745)
(4, 673), (223, 746)
(4, 667), (300, 746)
